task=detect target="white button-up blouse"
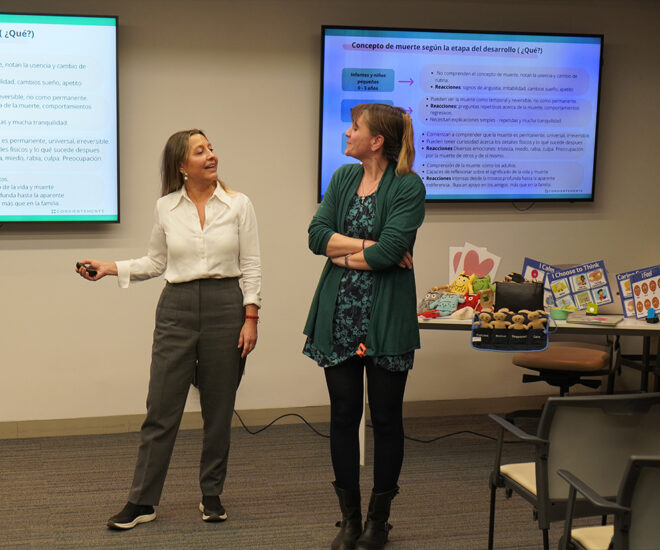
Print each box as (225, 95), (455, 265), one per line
(116, 184), (261, 307)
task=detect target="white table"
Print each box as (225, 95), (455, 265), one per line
(418, 316), (660, 391)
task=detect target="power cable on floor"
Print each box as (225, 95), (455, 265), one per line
(233, 410), (330, 438)
(233, 410), (526, 444)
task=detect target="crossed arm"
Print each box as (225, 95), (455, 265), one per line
(325, 233), (413, 271)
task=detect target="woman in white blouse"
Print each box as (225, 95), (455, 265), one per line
(76, 129), (261, 530)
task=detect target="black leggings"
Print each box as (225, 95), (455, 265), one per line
(324, 357), (408, 492)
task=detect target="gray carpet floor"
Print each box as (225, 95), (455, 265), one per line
(0, 414), (603, 549)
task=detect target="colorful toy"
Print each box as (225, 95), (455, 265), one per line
(434, 271), (475, 295)
(429, 293), (463, 316)
(417, 290), (442, 314)
(418, 310), (441, 319)
(458, 292), (481, 311)
(450, 272), (475, 295)
(473, 274), (495, 293)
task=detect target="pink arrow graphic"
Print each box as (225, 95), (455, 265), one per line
(398, 78), (414, 86)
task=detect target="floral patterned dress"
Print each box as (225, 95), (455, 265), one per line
(303, 193), (414, 372)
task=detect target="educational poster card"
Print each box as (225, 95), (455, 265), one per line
(574, 290), (594, 309)
(555, 295), (576, 309)
(630, 266), (660, 319)
(449, 242), (500, 282)
(616, 265), (660, 317)
(570, 273), (590, 292)
(547, 261), (613, 310)
(521, 258), (559, 308)
(593, 285), (611, 305)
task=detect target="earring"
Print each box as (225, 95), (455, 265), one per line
(183, 172), (188, 182)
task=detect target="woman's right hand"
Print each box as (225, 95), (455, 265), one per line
(75, 259), (117, 281)
(398, 251), (413, 269)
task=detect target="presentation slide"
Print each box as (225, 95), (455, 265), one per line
(0, 13), (118, 222)
(319, 27), (603, 201)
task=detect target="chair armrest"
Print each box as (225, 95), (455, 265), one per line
(488, 413), (547, 444)
(557, 469), (628, 514)
(557, 469), (628, 550)
(488, 413), (547, 486)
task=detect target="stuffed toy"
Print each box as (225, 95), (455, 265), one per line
(418, 310), (440, 319)
(450, 306), (474, 320)
(475, 311), (493, 329)
(429, 293), (463, 316)
(508, 314), (528, 330)
(525, 310), (547, 330)
(417, 290), (442, 314)
(457, 292), (481, 311)
(491, 310), (511, 329)
(473, 274), (495, 293)
(433, 271), (475, 296)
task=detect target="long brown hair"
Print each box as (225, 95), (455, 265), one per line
(160, 129), (228, 196)
(350, 104), (415, 175)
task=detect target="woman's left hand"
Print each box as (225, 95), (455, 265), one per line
(330, 255), (344, 267)
(238, 320), (258, 358)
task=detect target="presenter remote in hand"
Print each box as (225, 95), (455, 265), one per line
(76, 129), (262, 530)
(303, 104), (425, 550)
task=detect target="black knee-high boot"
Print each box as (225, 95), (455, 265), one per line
(355, 486), (399, 550)
(331, 482), (362, 550)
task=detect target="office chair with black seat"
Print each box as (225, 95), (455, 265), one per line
(558, 455), (660, 550)
(487, 393), (660, 550)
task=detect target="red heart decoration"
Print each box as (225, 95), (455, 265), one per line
(463, 250), (494, 278)
(452, 251), (462, 273)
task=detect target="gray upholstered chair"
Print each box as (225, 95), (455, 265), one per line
(487, 393), (660, 550)
(558, 455), (660, 550)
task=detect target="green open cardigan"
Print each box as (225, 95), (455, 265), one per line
(304, 162), (426, 357)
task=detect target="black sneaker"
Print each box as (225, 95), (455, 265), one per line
(107, 502), (157, 530)
(199, 495), (227, 522)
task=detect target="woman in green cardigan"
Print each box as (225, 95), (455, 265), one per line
(304, 103), (425, 550)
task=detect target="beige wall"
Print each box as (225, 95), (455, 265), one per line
(0, 0), (658, 423)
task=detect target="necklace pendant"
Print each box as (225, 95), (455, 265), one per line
(361, 196), (365, 203)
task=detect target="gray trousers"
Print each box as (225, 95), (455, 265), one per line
(128, 278), (245, 506)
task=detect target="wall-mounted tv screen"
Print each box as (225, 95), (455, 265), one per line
(0, 13), (118, 222)
(319, 26), (603, 202)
